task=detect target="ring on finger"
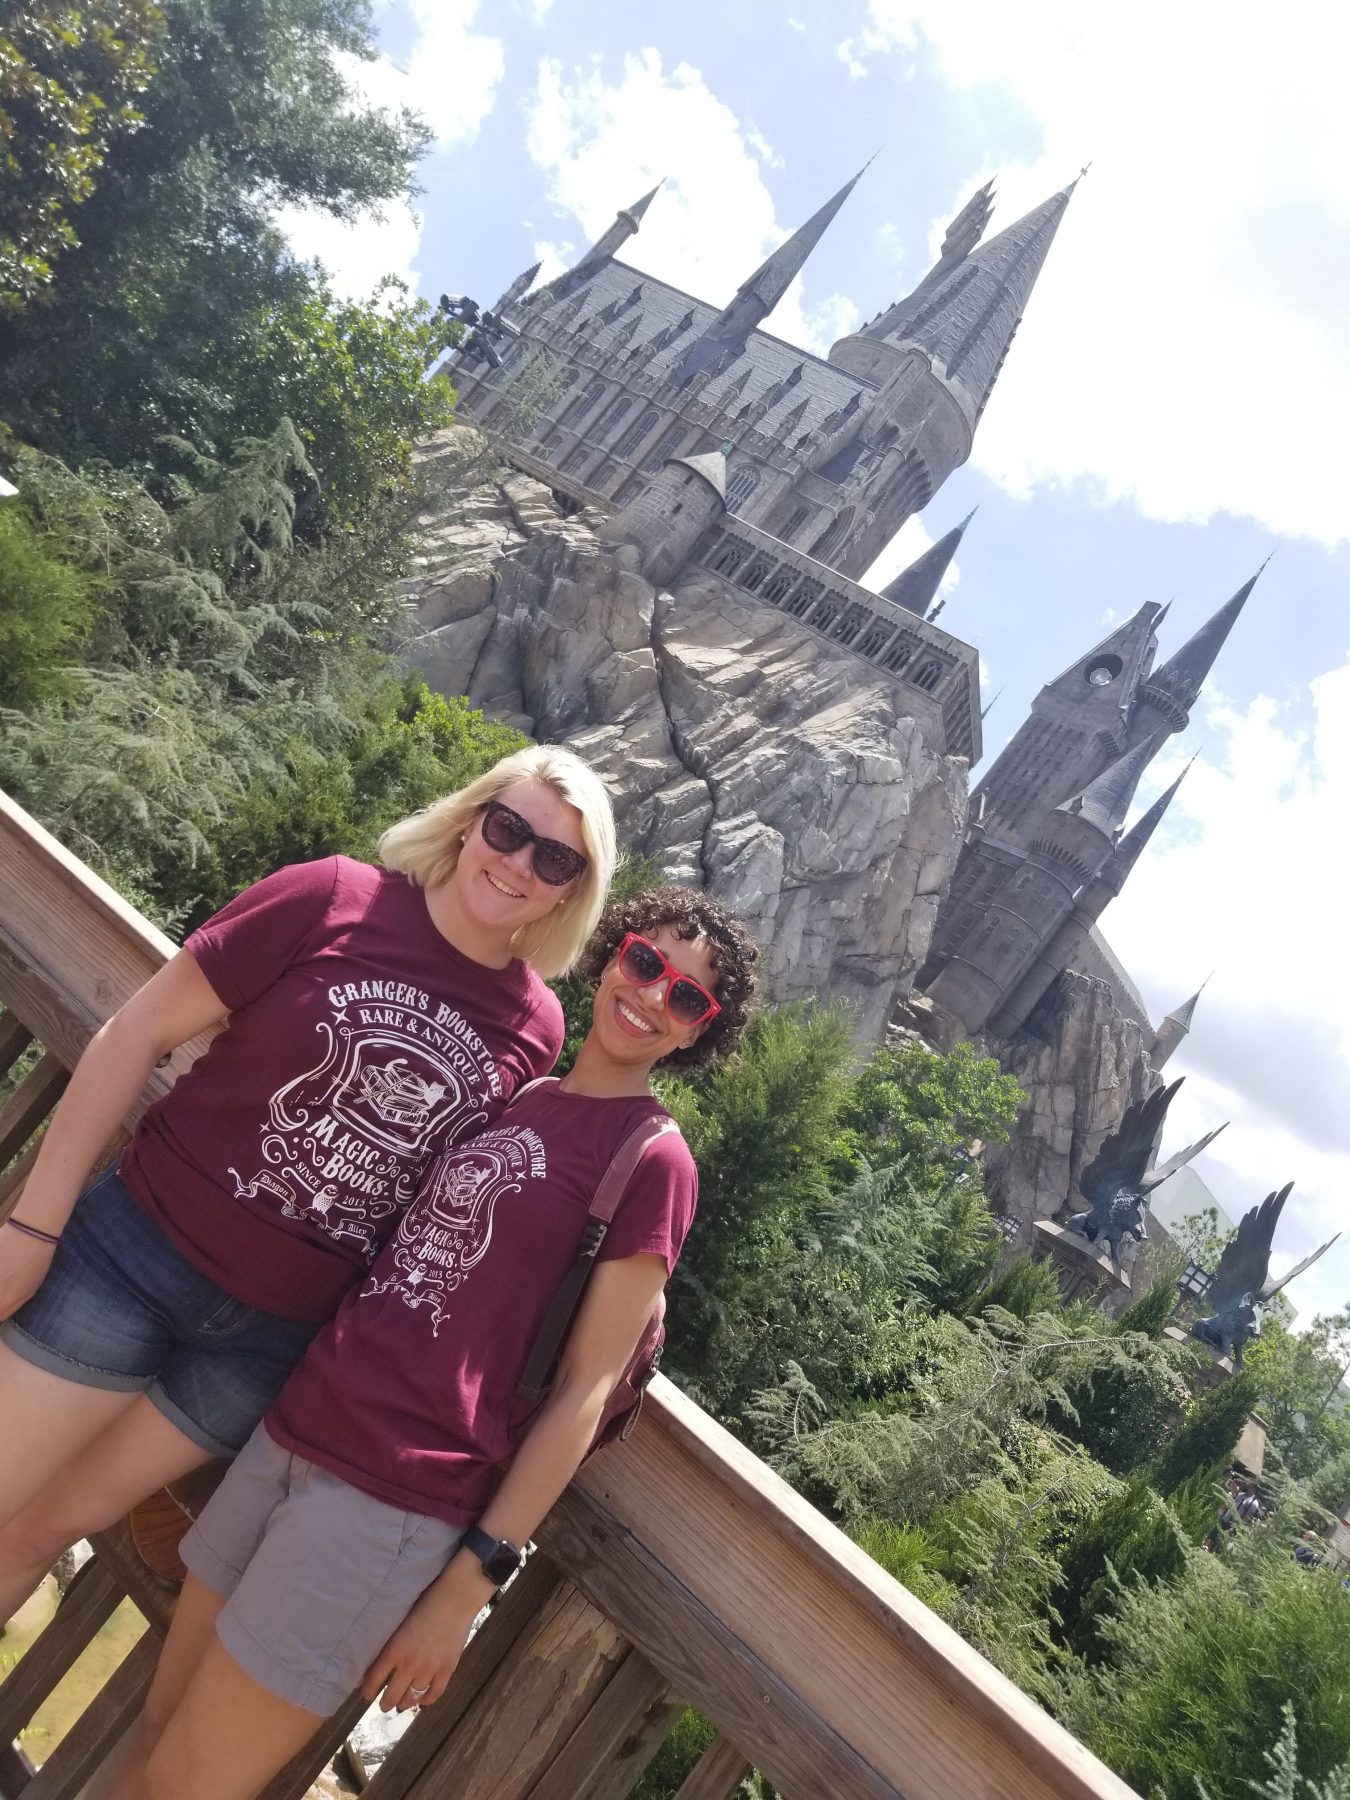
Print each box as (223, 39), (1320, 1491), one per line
(408, 1682), (431, 1700)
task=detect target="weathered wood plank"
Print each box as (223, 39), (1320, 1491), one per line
(583, 1695), (685, 1800)
(0, 1012), (33, 1081)
(0, 1562), (123, 1745)
(538, 1490), (893, 1800)
(672, 1734), (753, 1800)
(84, 1527), (171, 1638)
(0, 1138), (42, 1222)
(561, 1382), (1137, 1800)
(526, 1648), (670, 1800)
(0, 1057), (67, 1171)
(19, 1630), (157, 1800)
(399, 1588), (626, 1800)
(362, 1557), (566, 1799)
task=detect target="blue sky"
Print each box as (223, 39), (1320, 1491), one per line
(285, 0), (1350, 1322)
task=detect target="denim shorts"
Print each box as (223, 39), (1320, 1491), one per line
(184, 1424), (463, 1715)
(0, 1168), (320, 1457)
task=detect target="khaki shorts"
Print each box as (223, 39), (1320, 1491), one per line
(182, 1424), (463, 1715)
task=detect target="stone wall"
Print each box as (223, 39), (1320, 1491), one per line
(402, 431), (967, 1039)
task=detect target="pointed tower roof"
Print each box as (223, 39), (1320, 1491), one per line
(1163, 979), (1209, 1036)
(880, 509), (976, 617)
(1148, 566), (1265, 710)
(853, 180), (1075, 424)
(496, 261), (541, 311)
(1097, 760), (1190, 894)
(1057, 734), (1162, 839)
(1044, 600), (1162, 707)
(671, 449), (727, 502)
(674, 167), (868, 385)
(905, 181), (996, 303)
(621, 181), (663, 229)
(732, 164), (869, 319)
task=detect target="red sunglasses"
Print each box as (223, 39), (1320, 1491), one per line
(615, 933), (721, 1028)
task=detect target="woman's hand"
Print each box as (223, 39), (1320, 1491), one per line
(362, 1561), (494, 1713)
(0, 1228), (57, 1322)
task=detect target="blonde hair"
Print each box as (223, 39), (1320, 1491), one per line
(378, 745), (617, 980)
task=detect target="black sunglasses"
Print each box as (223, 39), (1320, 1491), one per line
(479, 800), (588, 888)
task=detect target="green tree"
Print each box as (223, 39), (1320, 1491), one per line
(1152, 1370), (1258, 1496)
(0, 488), (104, 705)
(835, 1038), (1022, 1181)
(1246, 1311), (1350, 1480)
(1061, 1530), (1350, 1798)
(967, 1255), (1064, 1322)
(0, 0), (164, 308)
(0, 0), (430, 473)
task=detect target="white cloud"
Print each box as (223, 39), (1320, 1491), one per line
(1108, 663), (1350, 1320)
(524, 50), (860, 359)
(838, 0), (1350, 548)
(278, 5), (504, 299)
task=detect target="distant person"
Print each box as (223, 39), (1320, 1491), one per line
(106, 889), (759, 1800)
(0, 746), (616, 1629)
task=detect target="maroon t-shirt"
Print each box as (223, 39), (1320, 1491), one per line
(121, 857), (564, 1322)
(267, 1083), (697, 1523)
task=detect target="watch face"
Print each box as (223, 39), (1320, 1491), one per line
(484, 1541), (524, 1584)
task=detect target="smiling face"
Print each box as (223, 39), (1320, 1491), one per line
(451, 777), (587, 938)
(590, 924), (720, 1074)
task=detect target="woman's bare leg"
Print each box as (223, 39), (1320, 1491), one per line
(0, 1391), (211, 1620)
(105, 1574), (227, 1800)
(133, 1629), (322, 1800)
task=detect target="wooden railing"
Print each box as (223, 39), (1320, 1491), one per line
(0, 789), (1138, 1800)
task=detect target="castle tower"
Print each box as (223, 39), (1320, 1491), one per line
(1151, 980), (1208, 1069)
(1125, 568), (1264, 748)
(672, 167), (869, 387)
(925, 736), (1158, 1039)
(880, 510), (976, 618)
(988, 763), (1190, 1036)
(798, 181), (1075, 580)
(971, 602), (1163, 848)
(598, 450), (726, 586)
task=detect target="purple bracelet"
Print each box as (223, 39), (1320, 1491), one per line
(4, 1217), (61, 1248)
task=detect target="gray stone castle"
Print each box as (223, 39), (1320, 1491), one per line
(449, 171), (1252, 1086)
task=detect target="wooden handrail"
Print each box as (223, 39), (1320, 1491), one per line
(0, 786), (1139, 1799)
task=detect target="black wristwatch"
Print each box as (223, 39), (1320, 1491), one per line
(463, 1524), (525, 1586)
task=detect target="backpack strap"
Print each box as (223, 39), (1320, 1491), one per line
(517, 1111), (679, 1403)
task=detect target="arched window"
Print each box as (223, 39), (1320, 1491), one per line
(561, 444), (592, 475)
(613, 407), (661, 460)
(615, 475), (643, 504)
(742, 557), (775, 594)
(643, 422), (689, 471)
(557, 378), (606, 430)
(779, 504), (810, 542)
(710, 540), (747, 577)
(594, 395), (636, 439)
(724, 466), (760, 513)
(809, 507), (854, 561)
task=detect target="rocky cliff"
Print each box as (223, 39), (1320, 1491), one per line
(402, 431), (967, 1039)
(976, 971), (1158, 1244)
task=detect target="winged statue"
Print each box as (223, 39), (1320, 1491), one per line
(1189, 1184), (1340, 1366)
(1063, 1077), (1227, 1265)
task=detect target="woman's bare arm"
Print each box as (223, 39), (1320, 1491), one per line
(0, 951), (230, 1317)
(363, 1252), (668, 1710)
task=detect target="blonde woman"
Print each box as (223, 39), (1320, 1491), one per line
(0, 745), (615, 1626)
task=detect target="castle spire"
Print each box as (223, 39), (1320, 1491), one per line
(673, 166), (868, 385)
(1149, 566), (1265, 710)
(540, 182), (663, 302)
(906, 180), (996, 301)
(879, 509), (976, 617)
(1097, 761), (1190, 894)
(1151, 977), (1210, 1070)
(831, 179), (1075, 422)
(494, 261), (541, 312)
(1126, 565), (1265, 747)
(1057, 733), (1163, 841)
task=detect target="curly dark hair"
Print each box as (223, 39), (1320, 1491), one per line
(577, 885), (759, 1069)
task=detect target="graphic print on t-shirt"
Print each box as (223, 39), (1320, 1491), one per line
(363, 1125), (547, 1334)
(226, 981), (506, 1262)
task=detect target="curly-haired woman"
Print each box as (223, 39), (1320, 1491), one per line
(0, 745), (617, 1627)
(112, 887), (759, 1800)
